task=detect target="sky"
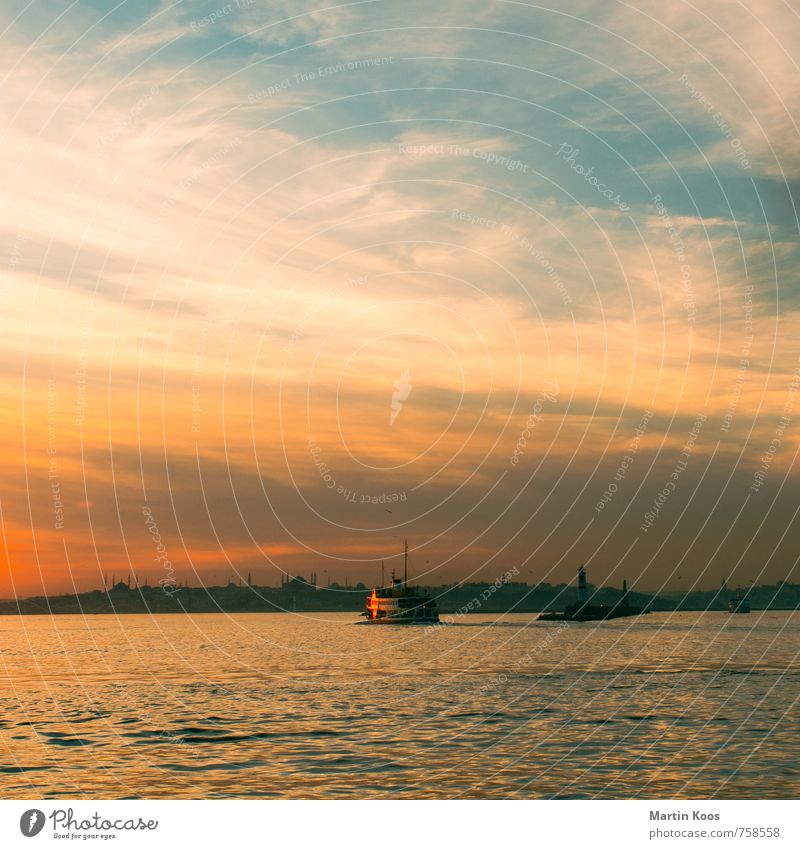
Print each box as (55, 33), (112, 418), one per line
(1, 0), (799, 597)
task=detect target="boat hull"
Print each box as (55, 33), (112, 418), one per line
(538, 604), (646, 623)
(363, 616), (440, 624)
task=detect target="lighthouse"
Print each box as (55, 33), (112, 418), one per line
(538, 563), (646, 622)
(577, 563), (588, 606)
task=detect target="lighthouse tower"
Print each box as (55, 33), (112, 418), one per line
(577, 564), (588, 606)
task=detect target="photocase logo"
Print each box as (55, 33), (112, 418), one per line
(20, 809), (46, 837)
(390, 369), (412, 425)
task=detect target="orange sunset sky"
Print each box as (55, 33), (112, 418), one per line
(1, 0), (799, 597)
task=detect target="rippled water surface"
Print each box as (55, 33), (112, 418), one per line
(0, 612), (797, 798)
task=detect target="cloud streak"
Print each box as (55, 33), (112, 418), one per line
(1, 0), (798, 596)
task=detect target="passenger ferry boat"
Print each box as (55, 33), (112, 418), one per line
(363, 541), (439, 624)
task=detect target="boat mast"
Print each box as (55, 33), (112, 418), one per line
(404, 539), (408, 585)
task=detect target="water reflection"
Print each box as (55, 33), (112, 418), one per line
(0, 612), (797, 798)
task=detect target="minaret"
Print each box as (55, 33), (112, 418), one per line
(404, 539), (408, 585)
(577, 563), (588, 605)
(622, 578), (629, 607)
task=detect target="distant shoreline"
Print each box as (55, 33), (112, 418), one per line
(1, 608), (798, 616)
(0, 579), (797, 616)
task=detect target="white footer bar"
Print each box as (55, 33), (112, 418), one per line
(1, 799), (796, 848)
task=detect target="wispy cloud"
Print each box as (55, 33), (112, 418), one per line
(1, 0), (798, 594)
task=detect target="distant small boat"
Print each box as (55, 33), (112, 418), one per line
(363, 541), (439, 624)
(538, 565), (646, 622)
(728, 592), (751, 614)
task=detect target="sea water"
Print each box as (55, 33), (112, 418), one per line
(0, 611), (797, 798)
